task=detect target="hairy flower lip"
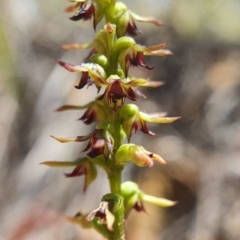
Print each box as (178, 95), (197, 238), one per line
(64, 164), (86, 177)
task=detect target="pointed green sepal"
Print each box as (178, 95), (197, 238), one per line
(129, 11), (164, 26)
(139, 112), (181, 123)
(41, 158), (97, 192)
(62, 41), (93, 50)
(40, 160), (81, 167)
(140, 194), (177, 207)
(121, 181), (176, 217)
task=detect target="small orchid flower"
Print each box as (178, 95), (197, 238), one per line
(77, 107), (97, 124)
(57, 60), (107, 91)
(51, 129), (114, 159)
(113, 2), (164, 37)
(87, 200), (115, 231)
(55, 100), (108, 124)
(87, 193), (123, 232)
(115, 37), (172, 76)
(118, 104), (180, 141)
(40, 158), (97, 192)
(66, 0), (104, 31)
(97, 75), (163, 111)
(121, 181), (176, 216)
(99, 76), (142, 111)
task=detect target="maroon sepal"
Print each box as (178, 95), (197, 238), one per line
(75, 72), (92, 89)
(126, 18), (142, 36)
(79, 107), (98, 124)
(128, 52), (154, 70)
(133, 201), (146, 212)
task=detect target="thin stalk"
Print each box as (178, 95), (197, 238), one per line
(103, 3), (125, 239)
(108, 167), (122, 194)
(112, 197), (125, 240)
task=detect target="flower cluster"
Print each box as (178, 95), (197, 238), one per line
(42, 1), (179, 239)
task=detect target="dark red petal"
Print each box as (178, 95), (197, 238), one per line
(87, 147), (104, 158)
(132, 121), (138, 133)
(65, 165), (86, 177)
(79, 108), (97, 124)
(81, 138), (93, 152)
(128, 52), (154, 70)
(75, 72), (89, 89)
(139, 119), (155, 136)
(137, 52), (154, 70)
(133, 201), (146, 212)
(133, 88), (146, 99)
(123, 86), (138, 101)
(126, 19), (141, 36)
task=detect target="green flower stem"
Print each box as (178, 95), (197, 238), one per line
(107, 54), (119, 75)
(103, 4), (125, 239)
(104, 3), (116, 24)
(113, 120), (123, 150)
(112, 196), (125, 240)
(107, 166), (122, 194)
(92, 219), (112, 239)
(107, 114), (125, 239)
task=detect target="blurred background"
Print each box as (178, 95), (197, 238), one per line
(1, 0), (240, 239)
